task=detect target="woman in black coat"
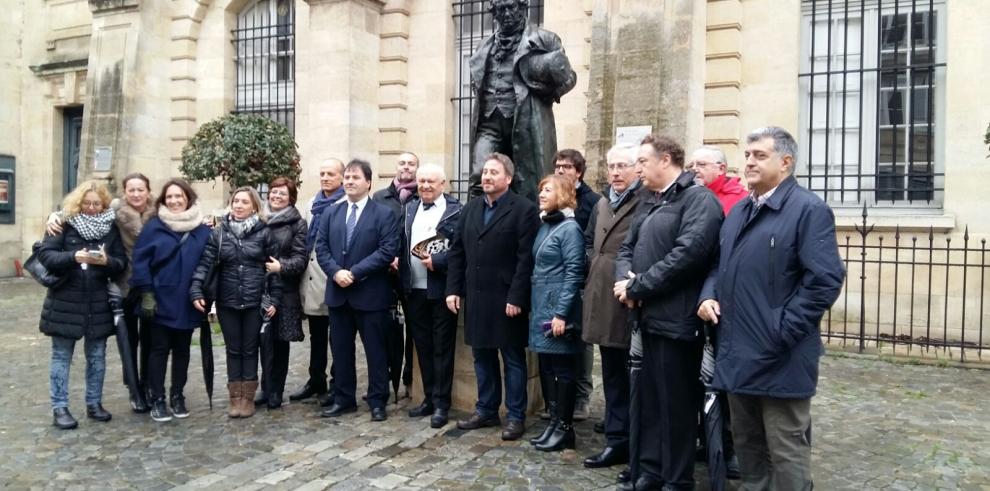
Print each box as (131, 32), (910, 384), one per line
(190, 186), (282, 419)
(253, 177), (308, 409)
(38, 180), (128, 430)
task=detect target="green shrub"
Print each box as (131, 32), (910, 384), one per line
(180, 113), (301, 188)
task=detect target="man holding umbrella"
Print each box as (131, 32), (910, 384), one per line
(698, 127), (844, 490)
(613, 135), (722, 490)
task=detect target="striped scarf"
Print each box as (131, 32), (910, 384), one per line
(67, 209), (116, 241)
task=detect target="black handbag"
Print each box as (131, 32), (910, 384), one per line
(24, 241), (66, 289)
(202, 229), (222, 302)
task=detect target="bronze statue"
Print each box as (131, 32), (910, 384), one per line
(468, 0), (577, 200)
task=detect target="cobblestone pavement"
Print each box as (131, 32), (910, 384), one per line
(1, 277), (988, 490)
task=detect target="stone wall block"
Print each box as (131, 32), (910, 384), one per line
(379, 59), (407, 84)
(705, 56), (741, 84)
(706, 0), (742, 26)
(706, 27), (740, 56)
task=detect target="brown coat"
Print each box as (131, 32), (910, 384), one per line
(581, 187), (644, 348)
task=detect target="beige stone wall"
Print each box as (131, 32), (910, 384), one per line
(0, 1), (25, 277)
(544, 0), (592, 156)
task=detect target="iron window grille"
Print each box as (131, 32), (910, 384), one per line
(452, 0), (544, 199)
(798, 0), (946, 208)
(233, 0), (295, 134)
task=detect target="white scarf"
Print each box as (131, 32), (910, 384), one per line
(68, 209), (116, 241)
(157, 203), (205, 233)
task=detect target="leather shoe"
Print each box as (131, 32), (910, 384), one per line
(617, 468), (631, 483)
(320, 403), (357, 418)
(617, 475), (664, 491)
(371, 407), (388, 422)
(456, 412), (501, 430)
(52, 407), (78, 430)
(86, 404), (112, 422)
(430, 408), (449, 428)
(501, 420), (525, 441)
(407, 402), (434, 418)
(593, 420), (605, 434)
(583, 446), (629, 468)
(318, 392), (335, 407)
(289, 381), (325, 401)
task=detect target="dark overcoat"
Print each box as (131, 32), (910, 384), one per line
(581, 185), (646, 348)
(529, 216), (584, 355)
(38, 223), (128, 340)
(189, 216), (283, 310)
(700, 176), (845, 399)
(129, 217), (211, 330)
(446, 192), (540, 349)
(469, 24), (577, 199)
(267, 206), (308, 341)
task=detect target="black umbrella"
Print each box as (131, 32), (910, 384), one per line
(200, 310), (215, 410)
(384, 306), (405, 403)
(627, 313), (643, 484)
(700, 324), (726, 491)
(107, 284), (142, 406)
(257, 275), (277, 405)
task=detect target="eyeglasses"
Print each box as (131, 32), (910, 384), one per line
(689, 161), (719, 169)
(269, 189), (290, 197)
(606, 162), (636, 171)
(553, 163), (575, 171)
(81, 201), (103, 209)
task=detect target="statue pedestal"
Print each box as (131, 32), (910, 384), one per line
(409, 319), (544, 416)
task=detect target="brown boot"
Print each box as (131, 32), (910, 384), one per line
(227, 382), (242, 418)
(240, 381), (258, 418)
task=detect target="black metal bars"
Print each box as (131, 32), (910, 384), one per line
(799, 0), (945, 207)
(232, 0), (295, 134)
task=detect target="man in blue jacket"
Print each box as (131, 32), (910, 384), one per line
(698, 127), (845, 490)
(316, 159), (399, 422)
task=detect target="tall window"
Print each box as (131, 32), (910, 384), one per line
(798, 0), (945, 207)
(233, 0), (295, 133)
(452, 0), (544, 198)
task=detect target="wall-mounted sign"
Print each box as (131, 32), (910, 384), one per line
(615, 125), (653, 146)
(94, 146), (112, 171)
(0, 180), (8, 204)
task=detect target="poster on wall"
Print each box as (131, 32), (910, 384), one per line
(0, 179), (8, 205)
(615, 125), (653, 146)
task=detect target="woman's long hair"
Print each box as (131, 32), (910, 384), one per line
(61, 180), (113, 218)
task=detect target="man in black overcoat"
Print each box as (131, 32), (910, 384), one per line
(446, 152), (540, 441)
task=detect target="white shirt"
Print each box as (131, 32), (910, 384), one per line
(344, 195), (370, 225)
(409, 198), (447, 289)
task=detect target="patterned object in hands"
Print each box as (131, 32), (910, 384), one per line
(411, 233), (449, 260)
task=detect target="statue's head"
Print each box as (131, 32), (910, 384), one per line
(489, 0), (529, 33)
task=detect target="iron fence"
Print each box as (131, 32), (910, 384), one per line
(823, 206), (989, 362)
(451, 0), (544, 201)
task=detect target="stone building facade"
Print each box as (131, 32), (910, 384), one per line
(3, 0), (990, 357)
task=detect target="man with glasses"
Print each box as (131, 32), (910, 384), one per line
(688, 146), (749, 217)
(580, 143), (646, 473)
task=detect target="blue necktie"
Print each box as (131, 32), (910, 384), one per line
(346, 203), (358, 246)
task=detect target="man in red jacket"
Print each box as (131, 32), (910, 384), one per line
(688, 146), (748, 217)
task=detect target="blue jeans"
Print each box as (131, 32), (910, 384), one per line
(471, 346), (527, 422)
(50, 336), (107, 409)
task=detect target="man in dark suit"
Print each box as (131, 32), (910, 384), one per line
(446, 152), (540, 441)
(399, 163), (462, 428)
(316, 159), (399, 422)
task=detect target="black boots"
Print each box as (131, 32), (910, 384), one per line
(170, 391), (189, 418)
(53, 408), (78, 430)
(535, 381), (576, 452)
(530, 400), (558, 446)
(150, 397), (172, 422)
(86, 404), (112, 422)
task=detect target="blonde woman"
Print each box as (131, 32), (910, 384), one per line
(38, 180), (128, 429)
(190, 187), (282, 418)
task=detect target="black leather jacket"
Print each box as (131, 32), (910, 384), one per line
(190, 216), (283, 310)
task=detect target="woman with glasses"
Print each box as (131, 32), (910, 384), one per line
(38, 180), (128, 429)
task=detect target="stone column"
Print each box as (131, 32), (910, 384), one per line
(584, 0), (706, 174)
(297, 0), (385, 188)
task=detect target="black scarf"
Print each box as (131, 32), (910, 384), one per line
(492, 22), (524, 62)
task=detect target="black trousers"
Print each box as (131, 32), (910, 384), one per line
(123, 296), (150, 391)
(600, 345), (631, 449)
(637, 333), (703, 490)
(329, 305), (389, 409)
(146, 325), (193, 399)
(538, 352), (579, 384)
(217, 306), (262, 382)
(405, 289), (457, 410)
(305, 315), (335, 393)
(266, 339), (290, 396)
